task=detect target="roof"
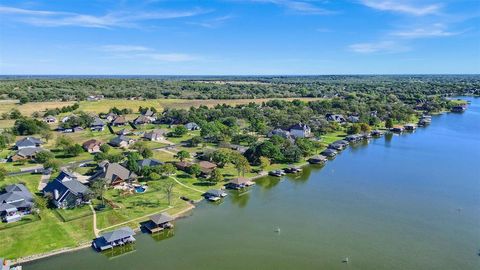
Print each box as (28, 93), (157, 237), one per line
(112, 115), (126, 124)
(0, 184), (33, 208)
(198, 161), (217, 170)
(100, 227), (135, 243)
(185, 122), (199, 128)
(309, 155), (327, 161)
(116, 129), (131, 135)
(134, 115), (151, 124)
(92, 163), (137, 183)
(142, 109), (155, 117)
(110, 135), (133, 146)
(83, 139), (102, 149)
(321, 149), (337, 155)
(43, 176), (90, 201)
(289, 123), (310, 131)
(205, 189), (225, 197)
(91, 117), (105, 126)
(149, 213), (174, 225)
(228, 177), (249, 185)
(137, 159), (163, 168)
(144, 129), (165, 139)
(15, 147), (43, 157)
(15, 137), (42, 148)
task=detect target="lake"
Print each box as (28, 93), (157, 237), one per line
(25, 97), (480, 270)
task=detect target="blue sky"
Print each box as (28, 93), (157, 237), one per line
(0, 0), (479, 75)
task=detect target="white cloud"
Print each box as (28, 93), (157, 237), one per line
(251, 0), (334, 15)
(360, 0), (441, 16)
(139, 53), (197, 62)
(101, 45), (153, 52)
(0, 5), (209, 28)
(391, 24), (460, 38)
(349, 41), (408, 53)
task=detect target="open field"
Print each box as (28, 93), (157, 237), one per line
(0, 97), (322, 116)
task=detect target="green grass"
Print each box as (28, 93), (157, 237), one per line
(55, 206), (93, 222)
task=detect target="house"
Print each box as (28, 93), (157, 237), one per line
(175, 161), (193, 172)
(268, 128), (291, 139)
(142, 109), (157, 120)
(90, 117), (105, 131)
(82, 139), (103, 153)
(225, 177), (255, 190)
(326, 114), (346, 123)
(10, 147), (43, 162)
(347, 115), (360, 123)
(137, 159), (163, 169)
(204, 189), (227, 201)
(133, 115), (152, 125)
(289, 123), (312, 138)
(109, 135), (135, 148)
(15, 137), (42, 150)
(320, 148), (337, 158)
(144, 213), (174, 233)
(390, 126), (405, 133)
(111, 116), (127, 126)
(185, 122), (200, 131)
(308, 155), (327, 164)
(143, 130), (165, 141)
(104, 112), (117, 122)
(43, 170), (91, 209)
(329, 140), (349, 150)
(451, 104), (467, 113)
(404, 124), (417, 131)
(61, 115), (73, 123)
(43, 115), (57, 124)
(89, 162), (137, 186)
(116, 129), (131, 136)
(87, 95), (104, 101)
(92, 227), (136, 251)
(198, 161), (217, 175)
(0, 184), (34, 223)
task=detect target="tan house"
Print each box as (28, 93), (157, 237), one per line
(143, 130), (166, 141)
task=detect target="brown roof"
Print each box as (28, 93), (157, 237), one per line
(175, 161), (192, 170)
(228, 177), (249, 185)
(112, 116), (126, 124)
(82, 139), (102, 149)
(198, 161), (217, 170)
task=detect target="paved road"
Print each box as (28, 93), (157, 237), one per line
(6, 159), (94, 176)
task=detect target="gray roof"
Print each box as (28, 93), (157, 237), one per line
(150, 213), (174, 225)
(91, 163), (137, 184)
(101, 227), (135, 243)
(110, 135), (133, 146)
(91, 117), (105, 126)
(205, 189), (226, 197)
(15, 147), (43, 157)
(137, 159), (163, 168)
(144, 129), (165, 139)
(0, 184), (34, 210)
(15, 137), (42, 148)
(289, 123), (310, 131)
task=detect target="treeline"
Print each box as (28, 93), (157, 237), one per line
(0, 75), (478, 102)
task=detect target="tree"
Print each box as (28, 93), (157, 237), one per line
(360, 123), (371, 133)
(125, 152), (141, 173)
(100, 144), (111, 153)
(19, 96), (29, 104)
(209, 168), (224, 183)
(35, 150), (54, 163)
(66, 144), (83, 157)
(56, 135), (74, 150)
(187, 164), (201, 178)
(0, 167), (6, 181)
(44, 159), (61, 172)
(40, 130), (53, 142)
(158, 163), (176, 177)
(259, 156), (270, 171)
(295, 138), (315, 157)
(173, 125), (188, 137)
(161, 178), (176, 205)
(188, 136), (203, 147)
(149, 172), (161, 181)
(91, 178), (107, 206)
(174, 150), (190, 162)
(13, 117), (49, 135)
(211, 149), (232, 168)
(132, 141), (153, 158)
(283, 145), (303, 163)
(385, 118), (394, 129)
(233, 155), (251, 176)
(34, 196), (48, 211)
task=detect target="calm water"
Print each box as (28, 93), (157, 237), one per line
(26, 97), (480, 270)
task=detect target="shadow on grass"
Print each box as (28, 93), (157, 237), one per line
(176, 174), (193, 179)
(193, 182), (215, 187)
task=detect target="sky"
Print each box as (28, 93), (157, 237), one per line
(0, 0), (479, 75)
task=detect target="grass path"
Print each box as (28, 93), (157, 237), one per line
(89, 204), (99, 237)
(169, 176), (205, 193)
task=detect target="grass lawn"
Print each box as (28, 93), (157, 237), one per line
(1, 174), (42, 193)
(55, 205), (93, 222)
(321, 131), (348, 144)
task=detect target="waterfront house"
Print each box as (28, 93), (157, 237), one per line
(111, 116), (127, 126)
(10, 147), (44, 162)
(82, 139), (103, 153)
(43, 170), (91, 209)
(404, 124), (417, 131)
(89, 162), (137, 186)
(371, 130), (385, 137)
(226, 177), (255, 190)
(143, 130), (166, 141)
(144, 213), (174, 233)
(308, 155), (327, 164)
(326, 114), (346, 123)
(0, 184), (34, 223)
(204, 189), (227, 201)
(93, 227), (136, 251)
(328, 142), (345, 151)
(321, 148), (337, 158)
(43, 115), (57, 124)
(347, 115), (360, 123)
(133, 115), (152, 125)
(90, 117), (105, 131)
(137, 158), (163, 169)
(289, 123), (312, 138)
(15, 137), (42, 150)
(185, 122), (200, 131)
(345, 134), (363, 143)
(390, 126), (405, 133)
(451, 104), (467, 113)
(109, 135), (135, 148)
